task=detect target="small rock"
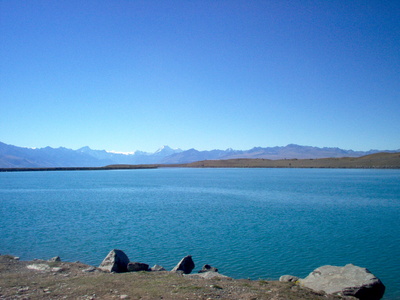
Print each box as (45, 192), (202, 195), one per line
(151, 264), (166, 271)
(186, 272), (230, 279)
(17, 287), (29, 293)
(210, 284), (223, 289)
(120, 295), (129, 299)
(27, 264), (51, 271)
(82, 267), (97, 273)
(2, 255), (19, 260)
(49, 256), (61, 262)
(99, 249), (130, 273)
(171, 255), (195, 274)
(279, 275), (299, 282)
(51, 267), (63, 272)
(199, 264), (218, 273)
(127, 262), (149, 272)
(176, 270), (185, 276)
(291, 285), (300, 292)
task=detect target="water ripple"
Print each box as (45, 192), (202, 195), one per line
(0, 169), (399, 299)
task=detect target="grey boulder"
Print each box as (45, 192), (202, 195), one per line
(171, 255), (195, 274)
(299, 264), (385, 300)
(49, 256), (61, 262)
(151, 265), (166, 272)
(279, 275), (299, 282)
(198, 264), (219, 273)
(127, 262), (150, 272)
(98, 249), (130, 273)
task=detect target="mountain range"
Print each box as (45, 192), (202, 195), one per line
(0, 141), (398, 168)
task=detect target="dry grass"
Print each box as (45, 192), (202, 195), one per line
(0, 255), (354, 300)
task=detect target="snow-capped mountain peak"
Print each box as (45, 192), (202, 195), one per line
(154, 145), (183, 156)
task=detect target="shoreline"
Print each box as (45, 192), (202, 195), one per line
(0, 254), (385, 299)
(0, 165), (158, 172)
(0, 254), (333, 300)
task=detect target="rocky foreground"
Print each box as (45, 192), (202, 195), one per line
(0, 251), (385, 300)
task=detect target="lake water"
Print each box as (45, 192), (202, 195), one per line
(0, 168), (399, 299)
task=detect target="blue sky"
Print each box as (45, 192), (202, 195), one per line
(1, 1), (399, 152)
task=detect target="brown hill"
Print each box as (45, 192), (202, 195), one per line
(178, 152), (400, 169)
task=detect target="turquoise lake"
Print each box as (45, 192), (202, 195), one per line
(0, 168), (399, 299)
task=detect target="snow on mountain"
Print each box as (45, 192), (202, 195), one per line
(154, 145), (183, 156)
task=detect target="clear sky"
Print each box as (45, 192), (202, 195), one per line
(1, 1), (399, 152)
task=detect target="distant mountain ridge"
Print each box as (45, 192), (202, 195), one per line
(0, 141), (398, 168)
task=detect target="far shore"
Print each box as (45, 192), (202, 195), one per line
(1, 152), (399, 172)
(0, 165), (158, 172)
